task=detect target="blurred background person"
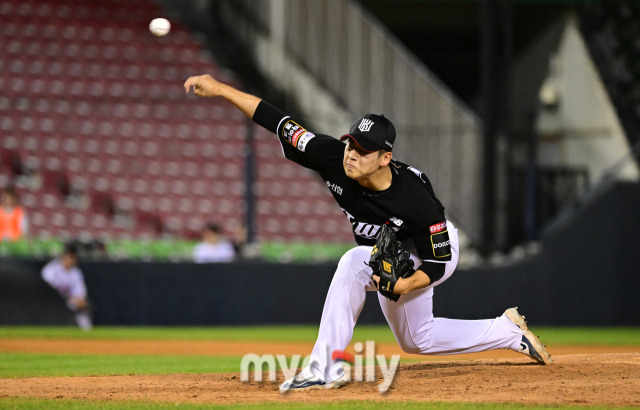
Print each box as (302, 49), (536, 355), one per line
(192, 222), (236, 263)
(0, 186), (28, 242)
(41, 243), (92, 330)
(229, 220), (248, 259)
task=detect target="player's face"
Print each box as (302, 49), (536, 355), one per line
(343, 141), (387, 180)
(1, 192), (16, 208)
(61, 254), (77, 270)
(203, 230), (219, 243)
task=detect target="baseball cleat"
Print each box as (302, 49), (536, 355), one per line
(504, 307), (553, 365)
(279, 367), (348, 393)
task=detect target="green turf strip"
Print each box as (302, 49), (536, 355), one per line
(0, 353), (241, 378)
(0, 398), (631, 410)
(535, 327), (640, 346)
(0, 325), (396, 343)
(1, 326), (639, 346)
(0, 353), (420, 379)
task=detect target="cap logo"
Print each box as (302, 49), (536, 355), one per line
(358, 118), (374, 132)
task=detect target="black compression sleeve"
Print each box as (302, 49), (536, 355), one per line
(252, 100), (287, 134)
(417, 262), (446, 284)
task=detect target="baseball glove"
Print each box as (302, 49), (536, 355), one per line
(368, 224), (415, 302)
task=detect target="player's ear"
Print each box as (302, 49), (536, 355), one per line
(379, 150), (392, 166)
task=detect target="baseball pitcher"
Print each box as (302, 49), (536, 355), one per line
(184, 74), (552, 392)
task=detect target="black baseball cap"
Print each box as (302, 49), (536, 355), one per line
(340, 114), (396, 153)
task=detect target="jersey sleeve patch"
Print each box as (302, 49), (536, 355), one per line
(430, 230), (451, 258)
(281, 120), (315, 151)
(429, 221), (447, 234)
(297, 131), (315, 152)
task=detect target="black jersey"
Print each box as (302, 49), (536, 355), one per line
(253, 101), (452, 276)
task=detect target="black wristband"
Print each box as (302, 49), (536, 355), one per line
(252, 100), (287, 134)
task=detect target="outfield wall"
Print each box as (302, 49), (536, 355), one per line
(2, 183), (638, 327)
(1, 257), (636, 327)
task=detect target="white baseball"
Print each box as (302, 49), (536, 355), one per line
(149, 18), (171, 36)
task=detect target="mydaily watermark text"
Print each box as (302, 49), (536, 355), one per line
(240, 340), (400, 393)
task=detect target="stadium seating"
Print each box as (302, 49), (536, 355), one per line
(0, 0), (353, 246)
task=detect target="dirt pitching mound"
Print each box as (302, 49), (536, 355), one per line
(1, 353), (639, 406)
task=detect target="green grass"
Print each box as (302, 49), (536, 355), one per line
(0, 325), (397, 343)
(0, 325), (419, 380)
(1, 326), (638, 409)
(2, 325), (639, 346)
(532, 327), (640, 346)
(0, 398), (631, 410)
(0, 352), (422, 379)
(1, 325), (638, 380)
(0, 353), (241, 378)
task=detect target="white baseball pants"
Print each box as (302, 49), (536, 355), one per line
(309, 222), (524, 382)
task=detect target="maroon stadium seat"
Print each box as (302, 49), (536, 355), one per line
(0, 0), (351, 244)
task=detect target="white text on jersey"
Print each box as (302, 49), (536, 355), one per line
(326, 181), (343, 196)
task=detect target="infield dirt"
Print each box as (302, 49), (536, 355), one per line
(1, 339), (639, 407)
